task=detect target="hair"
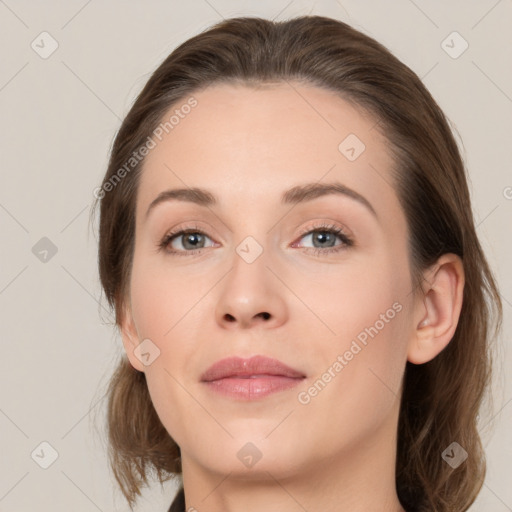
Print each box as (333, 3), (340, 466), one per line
(90, 15), (503, 512)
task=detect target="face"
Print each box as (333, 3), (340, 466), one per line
(121, 82), (417, 479)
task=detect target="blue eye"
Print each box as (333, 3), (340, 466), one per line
(158, 222), (353, 257)
(159, 228), (214, 256)
(293, 223), (353, 256)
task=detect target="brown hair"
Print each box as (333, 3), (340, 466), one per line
(90, 15), (503, 512)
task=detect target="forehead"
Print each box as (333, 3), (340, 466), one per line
(136, 81), (400, 220)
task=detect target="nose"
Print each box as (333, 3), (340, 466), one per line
(215, 252), (288, 330)
(222, 310), (271, 325)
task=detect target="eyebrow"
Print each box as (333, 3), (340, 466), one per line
(145, 181), (377, 220)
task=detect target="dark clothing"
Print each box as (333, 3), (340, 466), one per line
(167, 486), (421, 511)
(168, 486), (185, 512)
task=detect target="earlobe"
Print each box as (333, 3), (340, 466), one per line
(407, 254), (465, 365)
(119, 301), (145, 373)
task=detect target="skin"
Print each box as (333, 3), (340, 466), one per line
(120, 82), (464, 512)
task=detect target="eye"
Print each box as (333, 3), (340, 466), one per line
(158, 225), (216, 256)
(292, 222), (353, 256)
(157, 222), (353, 257)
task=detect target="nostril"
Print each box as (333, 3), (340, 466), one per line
(259, 312), (271, 320)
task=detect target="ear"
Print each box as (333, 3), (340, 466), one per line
(407, 253), (465, 364)
(119, 299), (145, 373)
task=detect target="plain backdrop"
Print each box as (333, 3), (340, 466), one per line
(0, 1), (511, 511)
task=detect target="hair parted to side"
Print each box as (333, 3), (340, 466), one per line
(90, 15), (502, 512)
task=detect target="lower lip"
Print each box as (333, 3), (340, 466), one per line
(202, 375), (304, 400)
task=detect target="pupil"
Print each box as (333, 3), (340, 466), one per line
(315, 232), (333, 247)
(184, 233), (203, 249)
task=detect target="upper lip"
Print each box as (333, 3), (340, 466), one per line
(200, 355), (306, 382)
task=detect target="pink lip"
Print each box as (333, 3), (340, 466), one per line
(200, 355), (306, 400)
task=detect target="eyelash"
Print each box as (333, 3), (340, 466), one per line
(157, 222), (354, 257)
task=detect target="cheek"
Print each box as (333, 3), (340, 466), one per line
(296, 252), (411, 407)
(291, 254), (408, 347)
(127, 257), (204, 440)
(127, 256), (202, 397)
(129, 252), (205, 340)
(295, 298), (409, 455)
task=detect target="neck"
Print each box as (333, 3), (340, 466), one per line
(178, 401), (405, 512)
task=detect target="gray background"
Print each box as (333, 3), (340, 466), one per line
(0, 1), (511, 510)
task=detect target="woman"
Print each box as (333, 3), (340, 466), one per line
(91, 15), (502, 512)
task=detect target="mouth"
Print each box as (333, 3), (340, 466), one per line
(200, 355), (306, 400)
